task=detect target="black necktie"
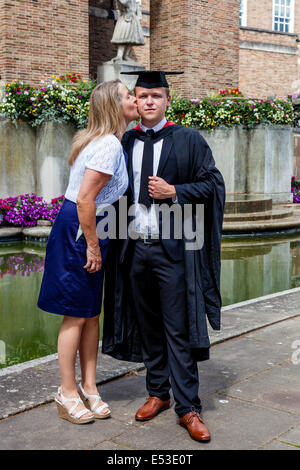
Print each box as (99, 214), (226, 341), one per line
(138, 129), (155, 209)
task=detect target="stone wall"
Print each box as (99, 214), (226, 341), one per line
(200, 125), (293, 203)
(293, 130), (300, 179)
(0, 118), (75, 201)
(0, 119), (36, 198)
(0, 119), (294, 204)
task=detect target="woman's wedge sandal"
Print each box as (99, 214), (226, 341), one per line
(55, 387), (95, 424)
(78, 382), (111, 419)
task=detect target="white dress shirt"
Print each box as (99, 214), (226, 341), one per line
(132, 117), (167, 235)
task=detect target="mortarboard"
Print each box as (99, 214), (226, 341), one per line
(120, 70), (184, 89)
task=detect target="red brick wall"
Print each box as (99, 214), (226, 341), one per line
(239, 0), (300, 98)
(150, 0), (240, 99)
(131, 0), (150, 68)
(239, 28), (298, 98)
(89, 0), (116, 80)
(0, 0), (90, 85)
(246, 0), (273, 30)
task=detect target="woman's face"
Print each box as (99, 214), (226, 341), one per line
(119, 83), (139, 124)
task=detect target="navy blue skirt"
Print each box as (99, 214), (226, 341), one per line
(37, 199), (110, 318)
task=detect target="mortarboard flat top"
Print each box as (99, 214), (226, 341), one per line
(120, 70), (184, 89)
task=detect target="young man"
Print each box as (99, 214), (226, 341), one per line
(103, 71), (225, 442)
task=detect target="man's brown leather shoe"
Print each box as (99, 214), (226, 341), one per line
(135, 396), (170, 421)
(179, 410), (211, 442)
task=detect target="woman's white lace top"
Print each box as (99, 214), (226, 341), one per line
(65, 134), (128, 207)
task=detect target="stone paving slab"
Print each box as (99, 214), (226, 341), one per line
(197, 337), (294, 397)
(93, 441), (131, 450)
(1, 315), (300, 450)
(108, 395), (300, 451)
(0, 354), (144, 419)
(209, 288), (300, 344)
(1, 288), (300, 420)
(244, 316), (300, 346)
(0, 402), (130, 451)
(273, 426), (300, 449)
(259, 439), (299, 450)
(2, 289), (300, 450)
(223, 361), (300, 416)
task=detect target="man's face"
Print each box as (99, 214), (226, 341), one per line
(135, 87), (171, 125)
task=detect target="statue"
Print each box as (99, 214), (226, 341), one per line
(111, 0), (145, 62)
(97, 0), (146, 87)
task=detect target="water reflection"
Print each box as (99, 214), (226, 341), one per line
(0, 243), (60, 369)
(221, 234), (300, 305)
(1, 234), (300, 369)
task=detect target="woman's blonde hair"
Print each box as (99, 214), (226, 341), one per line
(68, 79), (125, 166)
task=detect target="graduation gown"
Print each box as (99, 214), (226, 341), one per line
(102, 124), (226, 362)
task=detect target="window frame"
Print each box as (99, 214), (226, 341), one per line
(272, 0), (295, 34)
(240, 0), (247, 27)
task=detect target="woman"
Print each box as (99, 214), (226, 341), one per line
(37, 80), (138, 424)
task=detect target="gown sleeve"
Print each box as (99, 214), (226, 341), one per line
(174, 132), (221, 205)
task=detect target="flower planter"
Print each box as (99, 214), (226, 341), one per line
(0, 117), (294, 205)
(0, 118), (36, 199)
(35, 121), (76, 201)
(0, 118), (75, 201)
(200, 124), (293, 203)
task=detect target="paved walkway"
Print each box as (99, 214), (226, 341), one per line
(1, 288), (300, 450)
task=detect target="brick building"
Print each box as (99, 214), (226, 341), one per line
(0, 1), (299, 100)
(0, 0), (90, 85)
(239, 0), (300, 98)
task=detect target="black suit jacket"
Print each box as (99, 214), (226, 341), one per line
(121, 126), (184, 262)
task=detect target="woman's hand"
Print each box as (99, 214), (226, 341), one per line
(84, 245), (102, 273)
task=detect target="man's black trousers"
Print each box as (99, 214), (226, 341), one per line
(129, 240), (202, 417)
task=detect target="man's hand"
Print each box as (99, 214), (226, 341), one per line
(148, 176), (176, 200)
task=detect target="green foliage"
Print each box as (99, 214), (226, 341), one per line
(0, 79), (294, 130)
(166, 88), (294, 130)
(0, 75), (97, 129)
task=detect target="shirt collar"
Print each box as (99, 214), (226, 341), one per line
(139, 117), (167, 134)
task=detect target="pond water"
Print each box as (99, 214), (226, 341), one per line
(1, 233), (300, 369)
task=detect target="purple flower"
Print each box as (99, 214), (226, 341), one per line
(1, 193), (64, 227)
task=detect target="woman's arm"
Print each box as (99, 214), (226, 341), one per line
(76, 169), (111, 273)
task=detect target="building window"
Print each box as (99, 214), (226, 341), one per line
(273, 0), (294, 33)
(240, 0), (247, 26)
